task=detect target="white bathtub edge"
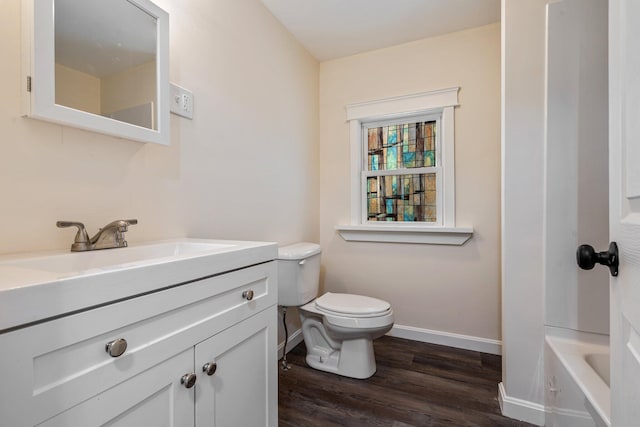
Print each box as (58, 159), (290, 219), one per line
(545, 328), (611, 427)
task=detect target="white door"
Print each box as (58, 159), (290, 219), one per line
(609, 0), (640, 424)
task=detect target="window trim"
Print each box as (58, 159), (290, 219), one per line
(336, 87), (473, 245)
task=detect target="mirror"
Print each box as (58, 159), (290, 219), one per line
(55, 0), (158, 129)
(22, 0), (169, 145)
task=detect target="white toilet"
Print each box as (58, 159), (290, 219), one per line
(277, 242), (394, 379)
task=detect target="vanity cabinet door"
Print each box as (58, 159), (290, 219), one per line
(38, 348), (195, 427)
(195, 308), (278, 427)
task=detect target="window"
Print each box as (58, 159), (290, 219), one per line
(364, 116), (440, 224)
(336, 87), (473, 245)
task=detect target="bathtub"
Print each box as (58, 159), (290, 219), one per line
(545, 327), (610, 427)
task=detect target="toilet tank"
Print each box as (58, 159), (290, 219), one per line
(277, 242), (321, 307)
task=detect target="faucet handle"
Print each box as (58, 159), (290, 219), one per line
(56, 221), (91, 251)
(116, 219), (138, 232)
(117, 220), (137, 246)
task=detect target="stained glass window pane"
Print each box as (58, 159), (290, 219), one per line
(367, 120), (436, 171)
(366, 173), (437, 222)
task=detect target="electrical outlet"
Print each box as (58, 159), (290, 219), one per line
(170, 83), (194, 119)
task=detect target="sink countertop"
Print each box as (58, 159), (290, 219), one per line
(0, 238), (278, 332)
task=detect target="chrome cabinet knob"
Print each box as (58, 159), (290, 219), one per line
(242, 290), (254, 301)
(202, 361), (217, 376)
(105, 338), (128, 357)
(181, 373), (197, 389)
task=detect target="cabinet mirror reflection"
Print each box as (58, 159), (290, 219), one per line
(54, 0), (158, 130)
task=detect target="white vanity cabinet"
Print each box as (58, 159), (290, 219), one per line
(0, 261), (278, 427)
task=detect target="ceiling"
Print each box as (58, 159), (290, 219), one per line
(261, 0), (501, 61)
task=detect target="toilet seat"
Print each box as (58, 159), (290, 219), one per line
(315, 292), (390, 318)
(301, 293), (394, 330)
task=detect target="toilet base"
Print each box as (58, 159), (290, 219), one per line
(299, 306), (393, 379)
(304, 336), (377, 379)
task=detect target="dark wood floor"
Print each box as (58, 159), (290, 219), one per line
(278, 336), (535, 427)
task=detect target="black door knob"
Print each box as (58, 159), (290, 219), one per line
(576, 242), (619, 277)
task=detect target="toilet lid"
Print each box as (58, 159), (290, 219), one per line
(315, 293), (391, 316)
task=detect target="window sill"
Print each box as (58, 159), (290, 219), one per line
(335, 225), (473, 245)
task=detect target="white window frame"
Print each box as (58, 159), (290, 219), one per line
(336, 87), (473, 245)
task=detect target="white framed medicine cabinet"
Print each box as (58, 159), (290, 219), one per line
(21, 0), (170, 145)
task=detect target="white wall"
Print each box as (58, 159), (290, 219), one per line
(544, 0), (609, 335)
(101, 61), (157, 125)
(0, 0), (319, 256)
(55, 64), (101, 115)
(500, 0), (548, 424)
(319, 24), (501, 346)
(502, 1), (610, 424)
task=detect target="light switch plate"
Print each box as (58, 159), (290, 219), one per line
(170, 83), (193, 119)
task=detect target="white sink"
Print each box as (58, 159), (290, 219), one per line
(0, 238), (277, 332)
(3, 241), (237, 275)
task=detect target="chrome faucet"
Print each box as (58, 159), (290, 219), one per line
(57, 219), (138, 252)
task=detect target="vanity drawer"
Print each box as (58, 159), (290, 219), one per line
(0, 261), (276, 427)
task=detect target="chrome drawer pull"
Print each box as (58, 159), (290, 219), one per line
(105, 338), (127, 357)
(203, 361), (217, 376)
(181, 373), (197, 389)
(242, 290), (254, 301)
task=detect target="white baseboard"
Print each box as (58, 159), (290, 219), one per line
(281, 324), (501, 357)
(278, 328), (303, 359)
(498, 382), (547, 426)
(387, 324), (502, 355)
